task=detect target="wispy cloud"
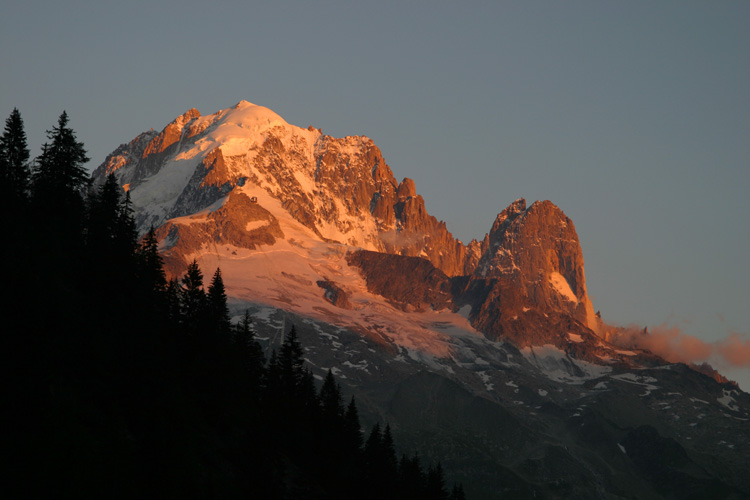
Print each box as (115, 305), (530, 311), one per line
(605, 323), (750, 368)
(716, 333), (750, 368)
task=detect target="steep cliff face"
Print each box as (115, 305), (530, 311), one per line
(474, 198), (598, 332)
(88, 101), (750, 500)
(93, 101), (474, 276)
(93, 101), (598, 349)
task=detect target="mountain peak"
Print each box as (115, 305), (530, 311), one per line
(473, 197), (598, 334)
(85, 100), (749, 499)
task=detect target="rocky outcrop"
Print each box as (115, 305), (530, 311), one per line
(142, 108), (201, 157)
(316, 280), (353, 310)
(473, 198), (597, 332)
(93, 102), (480, 277)
(346, 250), (454, 312)
(155, 191), (284, 276)
(96, 130), (158, 183)
(93, 102), (600, 348)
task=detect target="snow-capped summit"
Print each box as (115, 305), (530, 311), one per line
(91, 101), (750, 499)
(92, 101), (600, 343)
(94, 100), (476, 273)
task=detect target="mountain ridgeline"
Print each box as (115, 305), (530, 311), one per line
(88, 101), (749, 499)
(4, 103), (748, 499)
(93, 101), (599, 338)
(2, 108), (465, 500)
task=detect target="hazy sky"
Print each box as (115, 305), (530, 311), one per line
(2, 1), (748, 387)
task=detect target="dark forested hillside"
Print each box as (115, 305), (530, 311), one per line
(1, 109), (465, 500)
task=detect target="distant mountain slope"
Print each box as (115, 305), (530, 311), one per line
(92, 101), (749, 499)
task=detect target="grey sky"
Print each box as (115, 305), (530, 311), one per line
(2, 0), (748, 387)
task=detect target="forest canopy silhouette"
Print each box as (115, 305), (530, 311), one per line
(1, 109), (466, 499)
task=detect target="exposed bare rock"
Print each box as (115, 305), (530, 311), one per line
(142, 108), (200, 157)
(87, 101), (750, 500)
(156, 191), (283, 276)
(95, 130), (158, 180)
(316, 279), (353, 309)
(94, 102), (596, 347)
(474, 198), (597, 332)
(93, 102), (481, 277)
(346, 249), (453, 312)
(172, 148), (236, 219)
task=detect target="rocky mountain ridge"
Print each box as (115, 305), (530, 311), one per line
(94, 100), (598, 337)
(92, 101), (749, 499)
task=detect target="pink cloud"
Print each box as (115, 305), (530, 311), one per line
(716, 333), (750, 368)
(606, 323), (750, 369)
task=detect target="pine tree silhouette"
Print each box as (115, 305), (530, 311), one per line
(0, 107), (31, 203)
(5, 112), (472, 498)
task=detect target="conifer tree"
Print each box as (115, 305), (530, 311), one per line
(137, 227), (167, 295)
(0, 107), (31, 203)
(364, 422), (383, 466)
(116, 190), (138, 258)
(263, 348), (282, 399)
(425, 462), (449, 500)
(0, 108), (31, 276)
(320, 369), (344, 421)
(86, 173), (124, 255)
(449, 483), (467, 500)
(398, 453), (427, 500)
(180, 259), (207, 329)
(32, 110), (89, 195)
(165, 278), (182, 324)
(278, 325), (306, 391)
(382, 424), (399, 476)
(30, 111), (90, 256)
(344, 396), (364, 453)
(207, 267), (231, 336)
(232, 310), (265, 388)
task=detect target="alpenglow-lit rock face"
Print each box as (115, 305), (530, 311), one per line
(94, 100), (476, 276)
(91, 100), (750, 500)
(473, 197), (599, 334)
(93, 100), (599, 339)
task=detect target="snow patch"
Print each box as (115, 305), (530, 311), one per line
(342, 360), (370, 373)
(521, 344), (611, 384)
(568, 333), (583, 343)
(548, 272), (578, 303)
(246, 220), (270, 231)
(477, 371), (495, 391)
(610, 373), (659, 396)
(717, 389), (740, 412)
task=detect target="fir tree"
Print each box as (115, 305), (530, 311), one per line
(277, 324), (306, 391)
(398, 453), (426, 500)
(344, 396), (364, 453)
(232, 310), (265, 389)
(365, 422), (383, 465)
(0, 107), (31, 202)
(29, 111), (90, 258)
(116, 190), (138, 258)
(86, 173), (125, 255)
(207, 267), (231, 336)
(381, 424), (399, 476)
(320, 369), (344, 421)
(425, 462), (449, 500)
(136, 226), (167, 295)
(449, 483), (467, 500)
(180, 259), (207, 329)
(0, 108), (31, 285)
(32, 110), (89, 195)
(164, 278), (182, 325)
